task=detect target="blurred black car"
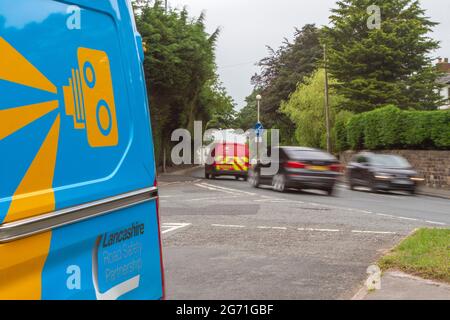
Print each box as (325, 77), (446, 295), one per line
(346, 152), (424, 194)
(248, 147), (342, 195)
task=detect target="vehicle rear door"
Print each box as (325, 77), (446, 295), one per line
(0, 0), (163, 300)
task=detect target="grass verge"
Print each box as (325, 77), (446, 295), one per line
(379, 228), (450, 283)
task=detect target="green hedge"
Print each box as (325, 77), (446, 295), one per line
(336, 106), (450, 151)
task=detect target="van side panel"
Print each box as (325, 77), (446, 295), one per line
(0, 0), (163, 299)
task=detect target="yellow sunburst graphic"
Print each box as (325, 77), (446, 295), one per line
(0, 36), (60, 223)
(0, 36), (60, 300)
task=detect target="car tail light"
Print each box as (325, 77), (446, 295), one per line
(284, 161), (306, 169)
(154, 178), (166, 300)
(330, 164), (342, 172)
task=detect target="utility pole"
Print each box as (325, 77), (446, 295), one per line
(256, 94), (262, 163)
(324, 44), (332, 154)
(256, 94), (261, 124)
(165, 0), (168, 13)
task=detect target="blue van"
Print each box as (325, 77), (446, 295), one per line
(0, 0), (164, 300)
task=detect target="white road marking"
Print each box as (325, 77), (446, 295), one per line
(212, 224), (246, 228)
(201, 183), (258, 196)
(195, 183), (239, 195)
(426, 221), (447, 226)
(167, 223), (401, 236)
(298, 228), (341, 233)
(351, 230), (397, 235)
(173, 181), (448, 227)
(396, 216), (420, 222)
(376, 213), (396, 218)
(161, 223), (192, 234)
(257, 226), (288, 230)
(376, 213), (446, 226)
(187, 196), (241, 202)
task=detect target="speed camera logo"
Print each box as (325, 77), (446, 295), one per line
(0, 36), (119, 149)
(63, 48), (119, 148)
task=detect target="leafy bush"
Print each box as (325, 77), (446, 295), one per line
(334, 110), (354, 152)
(346, 114), (365, 151)
(338, 106), (450, 151)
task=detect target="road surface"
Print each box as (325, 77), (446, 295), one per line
(159, 167), (449, 300)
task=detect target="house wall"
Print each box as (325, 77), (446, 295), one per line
(440, 85), (449, 100)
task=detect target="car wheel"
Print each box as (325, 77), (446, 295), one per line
(235, 176), (240, 181)
(273, 174), (286, 193)
(370, 179), (379, 193)
(409, 188), (416, 195)
(348, 179), (356, 190)
(325, 187), (335, 196)
(248, 170), (260, 188)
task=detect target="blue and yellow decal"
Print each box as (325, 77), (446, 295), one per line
(0, 0), (163, 300)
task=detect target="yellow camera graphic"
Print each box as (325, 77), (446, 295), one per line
(63, 48), (119, 148)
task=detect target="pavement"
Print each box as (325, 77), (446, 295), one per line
(353, 271), (450, 300)
(157, 167), (450, 300)
(418, 186), (450, 200)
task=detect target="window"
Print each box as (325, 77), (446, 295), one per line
(356, 156), (368, 164)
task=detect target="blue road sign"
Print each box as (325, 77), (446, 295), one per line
(255, 122), (264, 137)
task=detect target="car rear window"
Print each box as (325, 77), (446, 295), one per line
(214, 144), (247, 156)
(370, 155), (411, 168)
(283, 149), (336, 161)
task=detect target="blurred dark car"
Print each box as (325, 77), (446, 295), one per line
(346, 152), (424, 194)
(248, 147), (342, 195)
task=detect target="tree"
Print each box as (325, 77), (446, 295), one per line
(202, 78), (237, 130)
(250, 24), (323, 143)
(322, 0), (442, 112)
(235, 90), (259, 131)
(281, 69), (348, 151)
(134, 1), (230, 166)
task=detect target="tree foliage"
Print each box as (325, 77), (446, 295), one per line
(336, 106), (450, 150)
(134, 1), (234, 165)
(281, 69), (348, 151)
(322, 0), (443, 112)
(249, 24), (323, 143)
(235, 90), (259, 131)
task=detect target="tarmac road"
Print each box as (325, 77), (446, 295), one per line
(158, 167), (449, 300)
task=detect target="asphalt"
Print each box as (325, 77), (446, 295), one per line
(158, 167), (449, 300)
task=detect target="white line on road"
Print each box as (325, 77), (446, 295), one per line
(396, 216), (420, 222)
(175, 181), (448, 227)
(201, 183), (258, 196)
(161, 223), (192, 234)
(426, 221), (447, 226)
(257, 226), (288, 230)
(212, 224), (246, 228)
(187, 196), (241, 202)
(195, 183), (239, 195)
(351, 230), (397, 235)
(376, 213), (446, 226)
(298, 228), (341, 233)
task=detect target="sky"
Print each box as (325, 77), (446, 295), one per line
(168, 0), (450, 110)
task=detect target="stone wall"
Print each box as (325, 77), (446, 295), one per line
(339, 150), (450, 191)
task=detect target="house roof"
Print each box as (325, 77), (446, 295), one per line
(437, 74), (450, 85)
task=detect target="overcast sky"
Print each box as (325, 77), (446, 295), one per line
(168, 0), (450, 109)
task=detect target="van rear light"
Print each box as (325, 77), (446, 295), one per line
(284, 161), (306, 169)
(330, 164), (342, 172)
(154, 178), (166, 300)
